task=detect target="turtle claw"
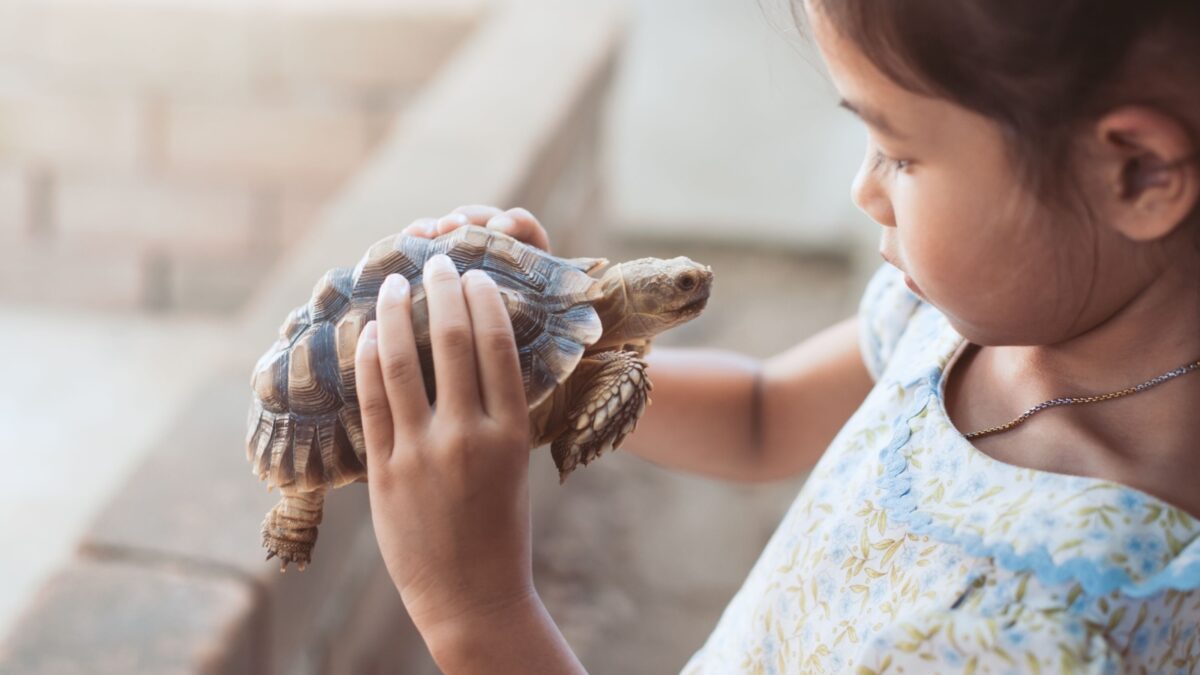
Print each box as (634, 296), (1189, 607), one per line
(260, 489), (323, 571)
(551, 351), (650, 481)
(261, 523), (315, 571)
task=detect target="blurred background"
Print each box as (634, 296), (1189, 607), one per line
(0, 0), (878, 672)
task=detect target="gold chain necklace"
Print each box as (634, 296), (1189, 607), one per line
(964, 356), (1200, 440)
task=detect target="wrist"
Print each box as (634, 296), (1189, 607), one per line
(420, 587), (543, 664)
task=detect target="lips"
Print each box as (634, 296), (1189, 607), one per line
(880, 251), (923, 297)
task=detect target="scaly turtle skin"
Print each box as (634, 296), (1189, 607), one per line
(246, 225), (712, 570)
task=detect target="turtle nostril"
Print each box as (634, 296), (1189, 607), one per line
(677, 273), (697, 291)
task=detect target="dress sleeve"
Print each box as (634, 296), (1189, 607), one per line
(857, 263), (924, 381)
(853, 608), (1122, 675)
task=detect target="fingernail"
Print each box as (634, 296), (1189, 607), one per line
(426, 254), (456, 274)
(382, 273), (408, 299)
(358, 321), (378, 353)
(463, 268), (495, 286)
(438, 213), (468, 229)
(488, 216), (515, 231)
(407, 218), (434, 235)
(421, 222), (436, 236)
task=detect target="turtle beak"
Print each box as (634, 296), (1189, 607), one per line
(676, 295), (708, 316)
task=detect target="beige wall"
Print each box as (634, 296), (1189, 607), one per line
(604, 0), (879, 258)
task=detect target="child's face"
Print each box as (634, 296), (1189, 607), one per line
(806, 2), (1156, 347)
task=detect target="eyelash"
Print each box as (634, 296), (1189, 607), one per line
(871, 148), (911, 173)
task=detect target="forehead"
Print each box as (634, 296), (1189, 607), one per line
(806, 4), (905, 106)
(805, 2), (952, 141)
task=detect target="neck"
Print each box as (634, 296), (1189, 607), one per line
(982, 258), (1200, 458)
(591, 264), (634, 350)
(996, 268), (1198, 387)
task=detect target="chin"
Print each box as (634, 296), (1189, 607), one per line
(942, 314), (1031, 348)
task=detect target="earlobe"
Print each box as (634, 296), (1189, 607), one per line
(1096, 106), (1200, 242)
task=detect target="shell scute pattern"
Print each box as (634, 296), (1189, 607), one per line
(252, 348), (289, 414)
(289, 421), (319, 488)
(349, 235), (425, 301)
(309, 267), (353, 322)
(333, 301), (372, 406)
(337, 407), (366, 463)
(287, 323), (341, 416)
(281, 306), (310, 345)
(248, 226), (605, 491)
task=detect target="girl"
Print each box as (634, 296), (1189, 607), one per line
(352, 0), (1200, 671)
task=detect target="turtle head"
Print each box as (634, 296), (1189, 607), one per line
(593, 256), (713, 345)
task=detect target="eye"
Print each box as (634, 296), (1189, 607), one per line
(871, 148), (911, 173)
(676, 273), (697, 291)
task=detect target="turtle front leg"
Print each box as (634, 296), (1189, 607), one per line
(261, 486), (326, 571)
(551, 350), (651, 482)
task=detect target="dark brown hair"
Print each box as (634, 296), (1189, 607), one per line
(796, 1), (1200, 224)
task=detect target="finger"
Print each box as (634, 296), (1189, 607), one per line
(400, 217), (438, 238)
(375, 273), (432, 432)
(354, 321), (395, 462)
(435, 213), (470, 235)
(486, 207), (550, 252)
(462, 270), (528, 423)
(451, 204), (504, 225)
(423, 254), (482, 416)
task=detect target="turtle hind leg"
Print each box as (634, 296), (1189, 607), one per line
(261, 487), (326, 572)
(551, 350), (651, 482)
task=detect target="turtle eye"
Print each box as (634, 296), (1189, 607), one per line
(676, 272), (697, 291)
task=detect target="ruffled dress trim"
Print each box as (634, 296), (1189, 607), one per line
(873, 305), (1200, 599)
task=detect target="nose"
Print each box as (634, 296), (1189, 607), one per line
(851, 146), (896, 228)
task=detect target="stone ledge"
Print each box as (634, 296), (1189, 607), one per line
(0, 554), (265, 675)
(77, 368), (389, 671)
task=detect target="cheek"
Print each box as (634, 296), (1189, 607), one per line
(891, 175), (995, 286)
(893, 179), (1082, 343)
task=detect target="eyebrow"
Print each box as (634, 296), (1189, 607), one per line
(838, 98), (906, 139)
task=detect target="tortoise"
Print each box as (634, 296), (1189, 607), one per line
(246, 224), (713, 570)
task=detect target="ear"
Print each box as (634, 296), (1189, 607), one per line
(1092, 106), (1200, 242)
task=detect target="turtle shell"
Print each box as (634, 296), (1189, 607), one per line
(246, 225), (605, 491)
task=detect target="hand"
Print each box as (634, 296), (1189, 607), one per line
(402, 204), (552, 253)
(354, 253), (534, 638)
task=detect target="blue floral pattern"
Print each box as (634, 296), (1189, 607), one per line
(681, 264), (1200, 674)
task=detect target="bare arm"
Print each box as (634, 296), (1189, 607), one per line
(623, 316), (873, 482)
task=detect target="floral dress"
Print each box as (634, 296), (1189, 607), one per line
(681, 263), (1200, 674)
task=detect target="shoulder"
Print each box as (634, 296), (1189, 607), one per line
(858, 263), (926, 382)
(854, 607), (1121, 675)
